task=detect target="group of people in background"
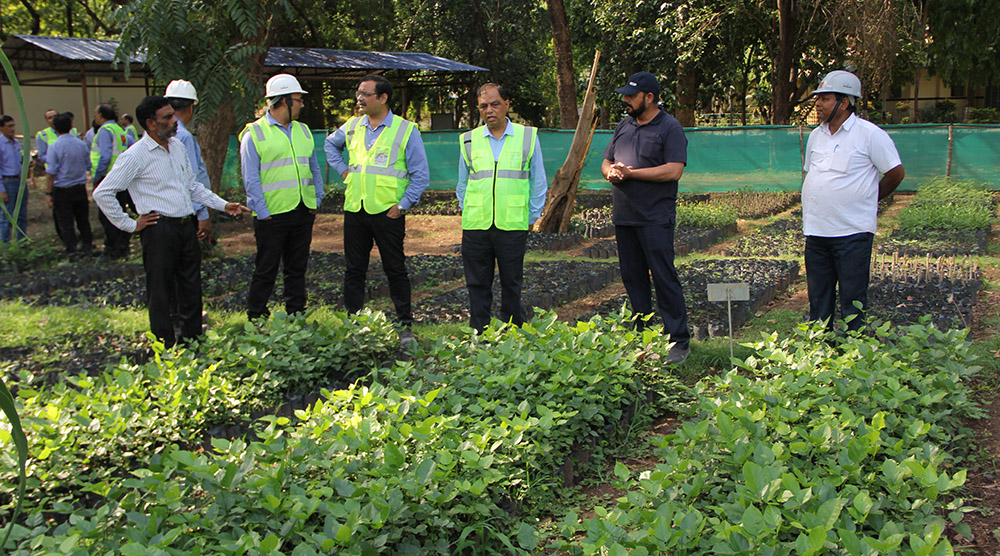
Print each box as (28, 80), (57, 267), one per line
(0, 68), (903, 360)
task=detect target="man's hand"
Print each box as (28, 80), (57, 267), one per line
(135, 211), (160, 232)
(45, 193), (53, 209)
(340, 170), (348, 180)
(386, 204), (402, 219)
(224, 202), (251, 218)
(197, 218), (212, 241)
(0, 192), (7, 203)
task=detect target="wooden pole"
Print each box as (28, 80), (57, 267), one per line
(80, 64), (89, 121)
(537, 50), (601, 234)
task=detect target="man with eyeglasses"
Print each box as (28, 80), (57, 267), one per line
(239, 73), (324, 321)
(325, 74), (429, 349)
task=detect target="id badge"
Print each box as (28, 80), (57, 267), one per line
(373, 146), (391, 168)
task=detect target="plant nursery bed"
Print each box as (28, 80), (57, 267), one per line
(706, 190), (800, 219)
(583, 224), (738, 259)
(579, 258), (800, 339)
(0, 260), (143, 300)
(724, 216), (803, 258)
(877, 228), (990, 257)
(413, 260), (620, 323)
(867, 254), (982, 329)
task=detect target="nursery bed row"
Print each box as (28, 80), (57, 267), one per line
(584, 224), (739, 259)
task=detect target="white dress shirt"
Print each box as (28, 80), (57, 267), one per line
(94, 134), (229, 233)
(802, 113), (902, 237)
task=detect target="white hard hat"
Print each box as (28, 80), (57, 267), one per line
(265, 74), (307, 98)
(165, 79), (198, 103)
(813, 70), (862, 99)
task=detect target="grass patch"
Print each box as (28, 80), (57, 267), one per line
(0, 301), (147, 347)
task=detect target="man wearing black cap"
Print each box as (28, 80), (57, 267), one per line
(602, 71), (691, 364)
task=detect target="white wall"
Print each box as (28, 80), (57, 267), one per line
(0, 71), (148, 146)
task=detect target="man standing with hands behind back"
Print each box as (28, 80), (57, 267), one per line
(94, 95), (249, 348)
(602, 71), (691, 364)
(239, 74), (324, 321)
(325, 74), (429, 349)
(457, 83), (547, 333)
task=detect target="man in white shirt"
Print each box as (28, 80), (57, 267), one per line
(94, 96), (249, 348)
(802, 70), (904, 331)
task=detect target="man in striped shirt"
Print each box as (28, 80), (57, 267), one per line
(94, 95), (249, 348)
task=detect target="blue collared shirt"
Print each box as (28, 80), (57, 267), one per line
(45, 134), (90, 188)
(324, 110), (430, 210)
(176, 118), (211, 221)
(239, 111), (325, 220)
(0, 134), (22, 176)
(456, 119), (548, 225)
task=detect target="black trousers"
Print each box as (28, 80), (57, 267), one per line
(98, 189), (135, 258)
(615, 223), (691, 349)
(343, 208), (411, 325)
(139, 217), (202, 348)
(247, 204), (314, 319)
(51, 183), (93, 252)
(462, 227), (528, 333)
(805, 233), (873, 332)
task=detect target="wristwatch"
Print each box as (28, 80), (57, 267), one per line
(397, 204), (407, 215)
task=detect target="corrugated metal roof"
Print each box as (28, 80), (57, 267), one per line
(6, 35), (483, 73)
(12, 34), (144, 63)
(265, 47), (486, 72)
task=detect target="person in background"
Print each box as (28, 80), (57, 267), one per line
(602, 71), (691, 364)
(94, 95), (249, 348)
(456, 83), (547, 334)
(84, 119), (97, 147)
(92, 103), (135, 259)
(0, 115), (27, 244)
(325, 74), (429, 349)
(120, 114), (140, 143)
(802, 70), (904, 332)
(239, 74), (324, 321)
(44, 112), (93, 255)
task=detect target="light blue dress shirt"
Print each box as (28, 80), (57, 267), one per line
(324, 110), (430, 210)
(239, 111), (325, 220)
(45, 134), (90, 188)
(0, 135), (22, 176)
(456, 119), (548, 225)
(176, 118), (211, 221)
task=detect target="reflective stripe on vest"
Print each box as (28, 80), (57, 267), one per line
(90, 122), (128, 175)
(343, 115), (414, 214)
(240, 117), (317, 216)
(36, 128), (58, 147)
(460, 123), (536, 231)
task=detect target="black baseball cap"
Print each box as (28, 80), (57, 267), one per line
(615, 71), (659, 96)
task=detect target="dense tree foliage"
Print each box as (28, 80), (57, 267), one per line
(2, 0), (998, 128)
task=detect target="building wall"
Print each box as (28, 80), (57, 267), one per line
(0, 71), (148, 148)
(885, 68), (988, 123)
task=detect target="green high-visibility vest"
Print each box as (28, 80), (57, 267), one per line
(460, 123), (536, 231)
(239, 116), (317, 216)
(36, 127), (78, 147)
(125, 124), (139, 142)
(343, 115), (414, 214)
(90, 122), (128, 175)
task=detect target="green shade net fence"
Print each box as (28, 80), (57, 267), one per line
(220, 124), (1000, 195)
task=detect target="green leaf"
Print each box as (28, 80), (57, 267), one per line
(384, 443), (405, 468)
(741, 505), (766, 538)
(517, 523), (538, 550)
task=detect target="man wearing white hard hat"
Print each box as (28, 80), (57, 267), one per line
(165, 79), (213, 242)
(239, 73), (324, 320)
(802, 70), (905, 332)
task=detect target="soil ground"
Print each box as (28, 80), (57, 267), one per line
(11, 182), (1000, 553)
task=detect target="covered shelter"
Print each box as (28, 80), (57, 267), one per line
(1, 34), (487, 137)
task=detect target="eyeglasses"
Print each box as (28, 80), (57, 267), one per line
(356, 91), (377, 99)
(291, 98), (305, 105)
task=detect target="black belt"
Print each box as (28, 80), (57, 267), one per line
(157, 215), (195, 224)
(55, 183), (87, 189)
(2, 175), (19, 179)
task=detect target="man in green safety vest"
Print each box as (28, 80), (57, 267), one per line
(325, 74), (430, 349)
(456, 83), (548, 334)
(35, 108), (78, 240)
(239, 73), (325, 321)
(93, 103), (135, 259)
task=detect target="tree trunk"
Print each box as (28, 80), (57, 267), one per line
(912, 67), (921, 122)
(771, 0), (794, 124)
(538, 51), (601, 234)
(198, 100), (235, 195)
(547, 0), (578, 129)
(675, 65), (697, 127)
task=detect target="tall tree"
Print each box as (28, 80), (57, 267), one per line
(547, 0), (578, 128)
(115, 0), (293, 193)
(927, 0), (1000, 113)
